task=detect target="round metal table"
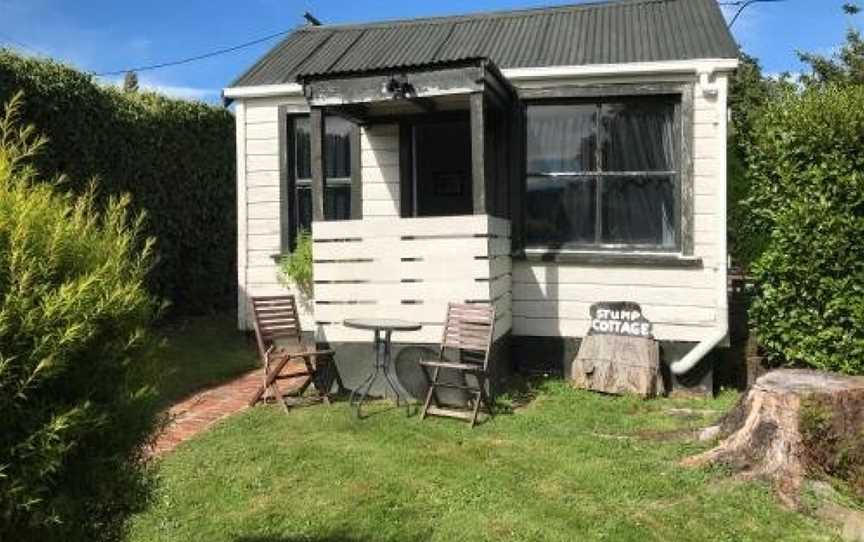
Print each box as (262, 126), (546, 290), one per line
(343, 318), (422, 418)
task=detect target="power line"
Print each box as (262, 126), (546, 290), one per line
(93, 28), (293, 77)
(719, 0), (787, 28)
(0, 32), (49, 56)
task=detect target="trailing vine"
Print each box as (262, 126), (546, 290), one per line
(278, 230), (314, 299)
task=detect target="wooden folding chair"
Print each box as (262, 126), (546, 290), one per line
(420, 303), (496, 427)
(247, 295), (340, 411)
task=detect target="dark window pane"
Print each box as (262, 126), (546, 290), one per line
(325, 185), (351, 221)
(601, 176), (675, 247)
(290, 115), (352, 250)
(601, 101), (675, 172)
(527, 105), (597, 173)
(296, 186), (313, 234)
(325, 116), (352, 179)
(525, 176), (596, 248)
(294, 117), (311, 180)
(293, 116), (352, 180)
(295, 185), (351, 230)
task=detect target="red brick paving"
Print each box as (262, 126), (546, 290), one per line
(148, 361), (306, 456)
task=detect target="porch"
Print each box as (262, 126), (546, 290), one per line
(300, 59), (520, 347)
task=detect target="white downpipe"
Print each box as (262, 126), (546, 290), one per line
(669, 324), (728, 375)
(670, 73), (730, 375)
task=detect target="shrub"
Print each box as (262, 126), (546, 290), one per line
(278, 230), (313, 299)
(0, 93), (162, 541)
(0, 50), (235, 314)
(743, 85), (864, 374)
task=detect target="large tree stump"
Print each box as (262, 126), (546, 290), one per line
(571, 335), (664, 398)
(683, 369), (864, 507)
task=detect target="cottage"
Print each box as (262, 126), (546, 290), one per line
(225, 0), (738, 393)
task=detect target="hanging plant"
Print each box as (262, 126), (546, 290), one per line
(278, 230), (314, 299)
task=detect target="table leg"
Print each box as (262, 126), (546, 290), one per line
(349, 364), (377, 408)
(350, 328), (410, 418)
(381, 330), (409, 416)
(351, 329), (384, 419)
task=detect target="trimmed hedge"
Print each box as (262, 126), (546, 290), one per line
(743, 85), (864, 374)
(0, 50), (235, 314)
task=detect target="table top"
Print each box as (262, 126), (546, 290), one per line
(343, 318), (422, 332)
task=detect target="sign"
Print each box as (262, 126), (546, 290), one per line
(588, 301), (653, 339)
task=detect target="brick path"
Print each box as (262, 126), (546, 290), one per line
(148, 362), (307, 456)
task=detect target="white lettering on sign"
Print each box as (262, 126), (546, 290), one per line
(588, 302), (653, 339)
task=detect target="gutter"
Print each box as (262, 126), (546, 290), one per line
(221, 83), (304, 106)
(501, 58), (739, 81)
(222, 59), (740, 103)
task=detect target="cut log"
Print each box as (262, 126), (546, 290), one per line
(571, 335), (664, 398)
(683, 369), (864, 508)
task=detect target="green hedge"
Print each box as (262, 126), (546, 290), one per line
(0, 50), (235, 314)
(743, 85), (864, 374)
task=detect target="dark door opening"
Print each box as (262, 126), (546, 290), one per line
(412, 119), (472, 217)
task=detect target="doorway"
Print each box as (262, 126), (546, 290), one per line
(412, 119), (472, 217)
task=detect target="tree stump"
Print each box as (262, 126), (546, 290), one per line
(683, 369), (864, 507)
(571, 335), (664, 398)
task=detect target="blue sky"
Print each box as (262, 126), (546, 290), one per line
(1, 0), (860, 103)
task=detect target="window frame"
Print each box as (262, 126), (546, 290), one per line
(280, 112), (358, 253)
(520, 83), (695, 258)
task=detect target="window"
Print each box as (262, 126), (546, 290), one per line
(524, 98), (679, 251)
(288, 115), (352, 248)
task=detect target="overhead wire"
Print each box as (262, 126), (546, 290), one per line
(93, 28), (295, 76)
(718, 0), (787, 28)
(0, 32), (50, 56)
(8, 1), (778, 74)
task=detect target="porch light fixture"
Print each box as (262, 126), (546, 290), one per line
(383, 75), (415, 100)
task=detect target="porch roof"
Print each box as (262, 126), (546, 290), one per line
(231, 0), (738, 88)
(302, 58), (518, 116)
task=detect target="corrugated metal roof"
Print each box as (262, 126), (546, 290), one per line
(230, 0), (737, 87)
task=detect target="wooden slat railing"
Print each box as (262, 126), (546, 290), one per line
(312, 215), (512, 343)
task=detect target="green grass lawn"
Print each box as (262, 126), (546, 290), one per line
(150, 314), (258, 408)
(130, 379), (838, 542)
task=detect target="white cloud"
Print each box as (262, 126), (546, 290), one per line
(813, 44), (842, 58)
(3, 1), (221, 103)
(140, 81), (216, 100)
(128, 37), (153, 52)
(765, 70), (802, 81)
(98, 76), (217, 102)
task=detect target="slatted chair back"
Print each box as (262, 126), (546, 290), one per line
(439, 303), (495, 370)
(250, 295), (303, 360)
(247, 294), (342, 410)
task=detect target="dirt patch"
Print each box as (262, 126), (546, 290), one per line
(665, 408), (720, 421)
(633, 427), (699, 442)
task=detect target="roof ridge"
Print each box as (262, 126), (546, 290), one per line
(294, 0), (675, 33)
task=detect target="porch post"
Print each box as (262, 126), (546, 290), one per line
(470, 92), (486, 215)
(349, 123), (362, 220)
(310, 107), (326, 222)
(510, 103), (524, 252)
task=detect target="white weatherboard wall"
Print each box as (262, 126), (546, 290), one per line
(236, 95), (313, 330)
(235, 69), (731, 346)
(361, 124), (401, 217)
(511, 73), (730, 342)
